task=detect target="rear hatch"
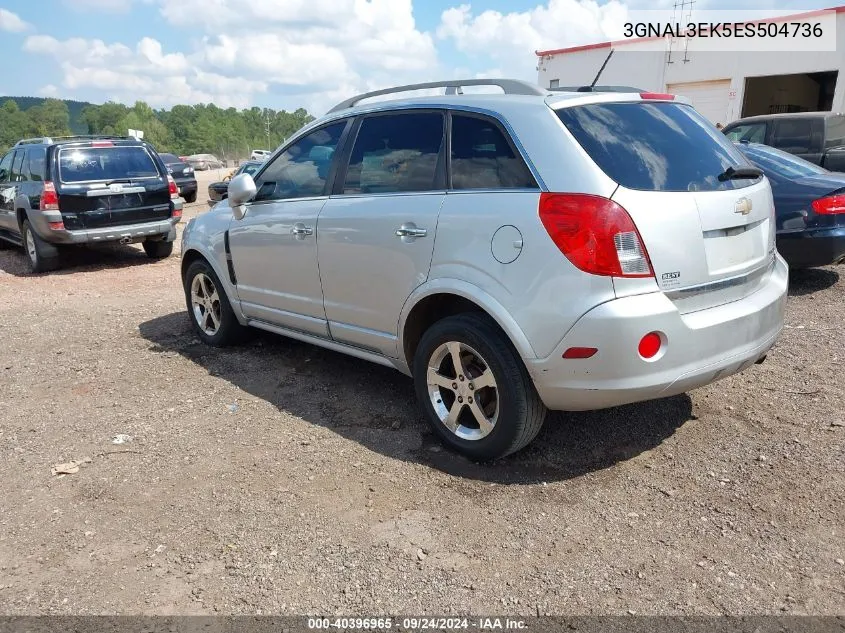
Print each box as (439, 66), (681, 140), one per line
(56, 143), (171, 230)
(557, 99), (775, 314)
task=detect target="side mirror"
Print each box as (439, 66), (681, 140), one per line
(228, 173), (256, 220)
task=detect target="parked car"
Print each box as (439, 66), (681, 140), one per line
(250, 150), (271, 161)
(159, 152), (198, 203)
(0, 135), (182, 272)
(186, 154), (224, 170)
(736, 141), (845, 268)
(723, 112), (845, 171)
(207, 160), (264, 206)
(180, 79), (787, 459)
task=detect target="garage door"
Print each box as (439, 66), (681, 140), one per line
(667, 79), (731, 125)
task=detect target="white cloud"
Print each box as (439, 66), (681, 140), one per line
(23, 34), (262, 108)
(437, 0), (629, 77)
(0, 8), (31, 32)
(23, 0), (440, 114)
(62, 0), (136, 12)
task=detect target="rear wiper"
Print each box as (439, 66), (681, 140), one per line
(105, 179), (134, 185)
(718, 166), (762, 181)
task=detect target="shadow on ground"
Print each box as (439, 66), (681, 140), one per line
(789, 266), (840, 296)
(0, 242), (155, 277)
(139, 312), (693, 484)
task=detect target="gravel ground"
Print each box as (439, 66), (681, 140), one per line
(0, 171), (843, 615)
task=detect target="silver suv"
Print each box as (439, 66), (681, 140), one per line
(181, 79), (788, 460)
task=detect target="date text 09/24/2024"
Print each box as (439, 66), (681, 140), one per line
(307, 617), (528, 630)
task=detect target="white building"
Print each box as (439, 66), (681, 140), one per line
(536, 7), (845, 125)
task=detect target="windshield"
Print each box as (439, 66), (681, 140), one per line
(738, 143), (827, 179)
(59, 146), (160, 183)
(556, 101), (758, 192)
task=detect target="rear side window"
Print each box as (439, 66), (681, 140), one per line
(26, 146), (46, 181)
(450, 114), (536, 190)
(343, 112), (444, 194)
(825, 115), (845, 148)
(725, 122), (767, 143)
(771, 118), (817, 154)
(557, 101), (756, 191)
(58, 146), (160, 183)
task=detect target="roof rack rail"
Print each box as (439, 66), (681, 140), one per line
(14, 134), (131, 147)
(327, 78), (548, 113)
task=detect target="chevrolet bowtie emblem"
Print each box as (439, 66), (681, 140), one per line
(734, 197), (752, 215)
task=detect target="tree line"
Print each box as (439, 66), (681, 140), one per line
(0, 97), (315, 160)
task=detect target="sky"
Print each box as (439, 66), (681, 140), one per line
(0, 0), (833, 115)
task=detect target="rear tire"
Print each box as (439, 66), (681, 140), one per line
(183, 259), (247, 347)
(413, 313), (547, 460)
(143, 239), (174, 259)
(21, 220), (60, 273)
(184, 191), (197, 203)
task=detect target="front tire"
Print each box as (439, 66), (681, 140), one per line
(413, 313), (547, 460)
(143, 239), (174, 259)
(21, 220), (60, 273)
(183, 259), (247, 347)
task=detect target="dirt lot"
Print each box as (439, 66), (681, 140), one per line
(0, 169), (843, 615)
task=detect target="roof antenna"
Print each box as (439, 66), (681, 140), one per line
(589, 48), (614, 89)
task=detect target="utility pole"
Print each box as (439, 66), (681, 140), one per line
(265, 112), (271, 151)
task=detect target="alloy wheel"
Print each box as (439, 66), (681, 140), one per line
(426, 341), (499, 441)
(25, 228), (37, 266)
(190, 273), (222, 336)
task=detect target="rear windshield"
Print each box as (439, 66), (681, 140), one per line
(59, 146), (160, 183)
(557, 101), (758, 192)
(740, 143), (827, 179)
(160, 153), (181, 164)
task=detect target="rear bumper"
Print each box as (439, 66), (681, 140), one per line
(176, 179), (198, 195)
(527, 254), (788, 411)
(777, 228), (845, 268)
(42, 217), (180, 245)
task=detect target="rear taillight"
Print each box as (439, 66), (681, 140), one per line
(538, 193), (654, 278)
(640, 92), (676, 100)
(167, 174), (179, 198)
(811, 194), (845, 215)
(40, 181), (59, 211)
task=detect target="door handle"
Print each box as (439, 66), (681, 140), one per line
(291, 223), (313, 237)
(395, 223), (427, 238)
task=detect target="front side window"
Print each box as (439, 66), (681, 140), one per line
(254, 122), (346, 202)
(0, 152), (12, 182)
(725, 123), (767, 144)
(343, 112), (444, 194)
(10, 151), (26, 183)
(58, 146), (160, 183)
(450, 114), (536, 190)
(238, 162), (262, 178)
(557, 101), (758, 192)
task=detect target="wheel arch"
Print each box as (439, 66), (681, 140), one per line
(399, 279), (538, 372)
(181, 246), (246, 325)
